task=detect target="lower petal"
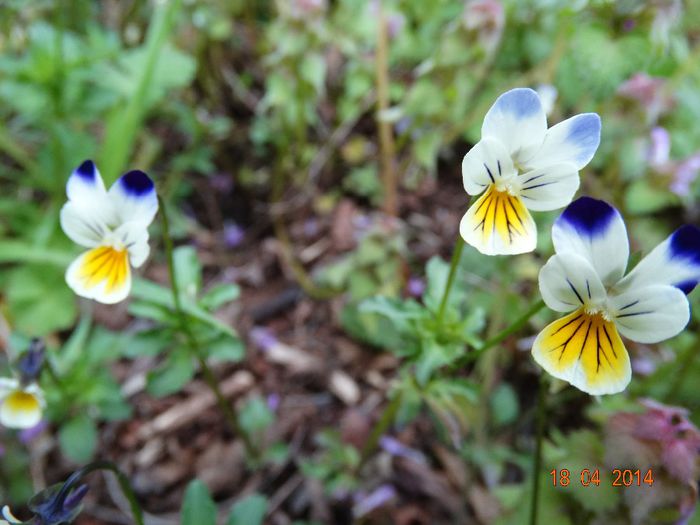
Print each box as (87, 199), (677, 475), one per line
(532, 309), (631, 395)
(459, 186), (537, 255)
(0, 390), (43, 429)
(66, 246), (132, 304)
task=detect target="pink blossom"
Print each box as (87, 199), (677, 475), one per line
(618, 73), (674, 123)
(462, 0), (505, 54)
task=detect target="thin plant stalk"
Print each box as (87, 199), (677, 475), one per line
(158, 196), (259, 459)
(529, 374), (547, 525)
(452, 299), (546, 369)
(435, 237), (465, 325)
(357, 389), (403, 470)
(375, 3), (398, 217)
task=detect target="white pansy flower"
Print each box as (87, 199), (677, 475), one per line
(0, 378), (44, 429)
(60, 160), (158, 304)
(461, 88), (601, 255)
(532, 197), (700, 395)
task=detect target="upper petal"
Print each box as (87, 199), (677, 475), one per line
(539, 252), (607, 312)
(66, 160), (107, 202)
(552, 197), (629, 286)
(526, 113), (601, 171)
(462, 137), (516, 195)
(481, 88), (547, 162)
(459, 188), (537, 255)
(617, 225), (700, 294)
(108, 170), (159, 226)
(517, 163), (580, 212)
(609, 284), (690, 344)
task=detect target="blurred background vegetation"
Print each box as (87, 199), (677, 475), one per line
(1, 0), (700, 523)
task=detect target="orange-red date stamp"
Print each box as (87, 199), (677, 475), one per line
(550, 468), (654, 487)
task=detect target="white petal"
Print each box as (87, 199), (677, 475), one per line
(2, 505), (22, 524)
(539, 252), (607, 313)
(0, 390), (43, 429)
(0, 378), (19, 398)
(114, 221), (152, 268)
(481, 88), (547, 163)
(552, 197), (629, 286)
(108, 170), (158, 226)
(617, 226), (700, 295)
(609, 285), (690, 344)
(517, 163), (580, 211)
(60, 201), (108, 248)
(459, 187), (537, 255)
(462, 137), (516, 195)
(526, 113), (601, 171)
(66, 248), (132, 304)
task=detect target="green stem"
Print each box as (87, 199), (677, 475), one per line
(357, 389), (403, 470)
(664, 340), (696, 401)
(158, 197), (259, 459)
(529, 375), (547, 525)
(436, 237), (465, 325)
(453, 299), (546, 369)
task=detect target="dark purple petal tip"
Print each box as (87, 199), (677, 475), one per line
(558, 196), (618, 237)
(119, 170), (154, 196)
(75, 160), (97, 180)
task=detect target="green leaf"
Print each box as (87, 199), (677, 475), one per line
(181, 480), (217, 525)
(6, 265), (77, 335)
(206, 334), (245, 363)
(239, 396), (274, 436)
(147, 349), (195, 397)
(174, 245), (202, 298)
(59, 415), (98, 463)
(200, 283), (241, 310)
(227, 494), (269, 525)
(490, 383), (519, 427)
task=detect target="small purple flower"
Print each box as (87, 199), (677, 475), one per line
(250, 327), (278, 353)
(267, 393), (280, 411)
(353, 484), (397, 518)
(19, 420), (48, 444)
(406, 276), (425, 298)
(622, 18), (636, 31)
(379, 435), (427, 464)
(647, 126), (671, 168)
(670, 153), (700, 196)
(303, 218), (320, 238)
(223, 221), (245, 248)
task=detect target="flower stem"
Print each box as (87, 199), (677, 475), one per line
(158, 196), (259, 460)
(436, 237), (465, 325)
(375, 2), (397, 217)
(452, 298), (546, 369)
(529, 374), (547, 525)
(357, 389), (403, 471)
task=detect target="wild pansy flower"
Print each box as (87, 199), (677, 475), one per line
(461, 88), (601, 255)
(60, 160), (158, 304)
(0, 341), (46, 429)
(532, 197), (700, 395)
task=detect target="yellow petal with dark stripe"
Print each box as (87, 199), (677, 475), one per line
(79, 246), (129, 292)
(459, 185), (537, 255)
(66, 246), (132, 304)
(531, 309), (631, 395)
